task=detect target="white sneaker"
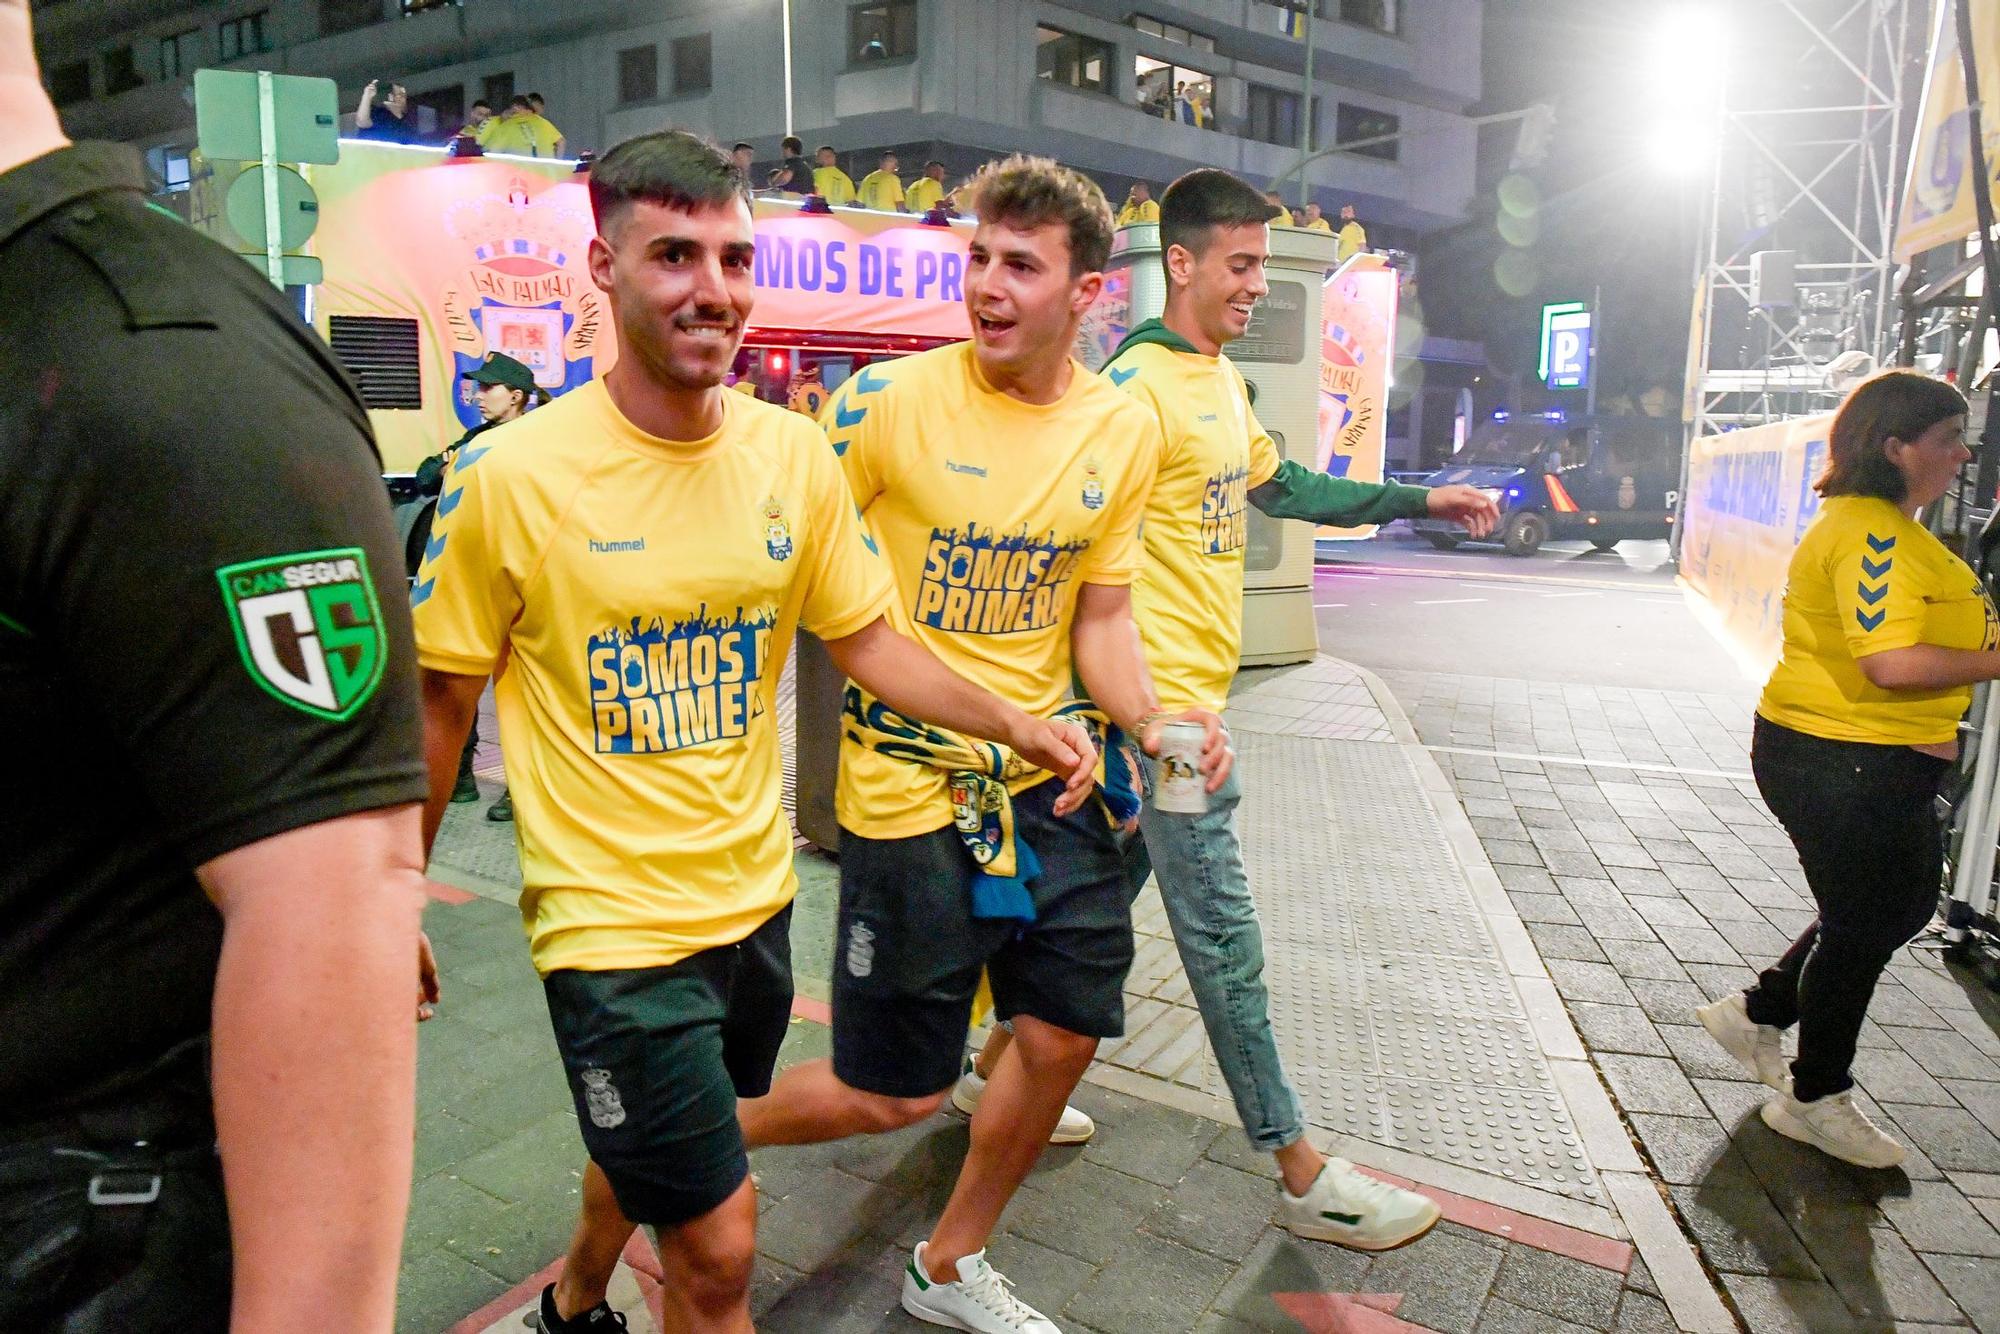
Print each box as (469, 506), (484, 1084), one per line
(951, 1060), (1095, 1145)
(1695, 994), (1788, 1089)
(1761, 1088), (1906, 1169)
(901, 1242), (1062, 1332)
(1278, 1158), (1443, 1250)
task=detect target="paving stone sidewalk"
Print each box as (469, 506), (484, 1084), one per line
(410, 846), (1673, 1334)
(1383, 668), (2000, 1333)
(402, 660), (1688, 1332)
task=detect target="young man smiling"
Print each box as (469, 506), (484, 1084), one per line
(977, 169), (1496, 1253)
(739, 155), (1230, 1334)
(411, 132), (1099, 1334)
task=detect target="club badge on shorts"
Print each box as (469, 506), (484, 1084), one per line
(580, 1068), (627, 1128)
(215, 547), (386, 721)
(763, 497), (794, 562)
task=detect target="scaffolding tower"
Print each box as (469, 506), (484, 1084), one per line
(1687, 0), (1919, 434)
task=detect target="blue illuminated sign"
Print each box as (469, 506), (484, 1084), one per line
(1539, 301), (1593, 391)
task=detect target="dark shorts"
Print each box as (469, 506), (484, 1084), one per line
(832, 779), (1136, 1099)
(541, 905), (793, 1227)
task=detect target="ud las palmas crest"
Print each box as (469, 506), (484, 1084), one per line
(441, 175), (603, 429)
(216, 548), (386, 721)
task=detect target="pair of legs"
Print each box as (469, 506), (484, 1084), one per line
(980, 763), (1326, 1193)
(554, 778), (1131, 1312)
(1740, 716), (1949, 1101)
(540, 906), (793, 1333)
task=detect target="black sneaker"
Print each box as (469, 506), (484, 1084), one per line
(451, 771), (480, 803)
(487, 788), (513, 823)
(534, 1283), (627, 1332)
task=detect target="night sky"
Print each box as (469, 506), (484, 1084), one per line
(1418, 1), (1708, 416)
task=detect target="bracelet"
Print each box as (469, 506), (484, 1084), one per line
(1132, 709), (1172, 737)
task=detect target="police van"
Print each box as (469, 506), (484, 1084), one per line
(1412, 411), (1681, 556)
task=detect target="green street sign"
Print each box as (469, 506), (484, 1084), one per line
(195, 68), (340, 166)
(224, 164), (319, 251)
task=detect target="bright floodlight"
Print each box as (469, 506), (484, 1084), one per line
(1648, 8), (1724, 95)
(1646, 119), (1713, 175)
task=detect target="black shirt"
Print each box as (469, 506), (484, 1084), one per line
(0, 144), (429, 1124)
(775, 154), (814, 193)
(356, 107), (418, 144)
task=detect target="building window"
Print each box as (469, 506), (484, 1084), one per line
(411, 84), (462, 131)
(1246, 83), (1300, 146)
(672, 33), (711, 94)
(1336, 102), (1400, 159)
(46, 58), (91, 106)
(402, 0), (458, 12)
(1135, 55), (1212, 126)
(1037, 27), (1112, 94)
(849, 0), (916, 64)
(103, 45), (141, 95)
(1339, 0), (1400, 34)
(618, 45), (658, 103)
(145, 144), (194, 194)
(159, 29), (200, 81)
(482, 71), (515, 108)
(320, 0), (378, 38)
(220, 11), (270, 60)
(1130, 15), (1215, 54)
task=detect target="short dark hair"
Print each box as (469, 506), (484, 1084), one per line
(817, 144), (837, 156)
(589, 130), (751, 236)
(925, 159), (945, 171)
(470, 99), (493, 112)
(960, 155), (1115, 276)
(527, 92), (545, 105)
(1160, 170), (1278, 284)
(1815, 370), (1969, 502)
(782, 135), (803, 154)
(881, 150), (898, 161)
(507, 95), (533, 112)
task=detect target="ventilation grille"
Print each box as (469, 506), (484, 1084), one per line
(329, 316), (423, 411)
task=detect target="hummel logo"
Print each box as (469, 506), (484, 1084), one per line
(589, 538), (647, 553)
(1197, 413), (1219, 422)
(946, 460), (987, 477)
(1321, 1209), (1364, 1226)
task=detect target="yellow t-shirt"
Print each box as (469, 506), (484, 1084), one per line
(788, 379), (828, 416)
(820, 344), (1162, 836)
(814, 165), (858, 205)
(480, 113), (563, 157)
(1336, 221), (1367, 262)
(1270, 206), (1295, 227)
(906, 176), (948, 214)
(1302, 217), (1335, 234)
(1116, 199), (1161, 228)
(1759, 495), (1998, 746)
(1109, 342), (1282, 713)
(412, 382), (893, 972)
(858, 169), (905, 212)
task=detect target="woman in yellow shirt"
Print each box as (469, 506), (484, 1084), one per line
(1698, 371), (1981, 1169)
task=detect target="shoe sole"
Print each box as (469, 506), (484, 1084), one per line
(1282, 1198), (1443, 1251)
(949, 1085), (1095, 1145)
(898, 1289), (983, 1331)
(1760, 1098), (1905, 1169)
(1695, 1004), (1785, 1090)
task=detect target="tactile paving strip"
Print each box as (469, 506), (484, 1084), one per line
(1115, 718), (1603, 1205)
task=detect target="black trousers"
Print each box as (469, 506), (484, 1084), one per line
(1743, 715), (1950, 1102)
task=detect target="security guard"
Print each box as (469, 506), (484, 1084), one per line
(0, 17), (432, 1330)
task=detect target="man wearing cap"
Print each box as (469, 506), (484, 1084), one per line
(414, 353), (544, 819)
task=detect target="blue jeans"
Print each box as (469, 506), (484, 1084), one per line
(1126, 758), (1307, 1152)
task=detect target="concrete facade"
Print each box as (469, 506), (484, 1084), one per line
(33, 0), (1481, 236)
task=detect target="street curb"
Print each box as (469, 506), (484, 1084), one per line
(1338, 654), (1740, 1334)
